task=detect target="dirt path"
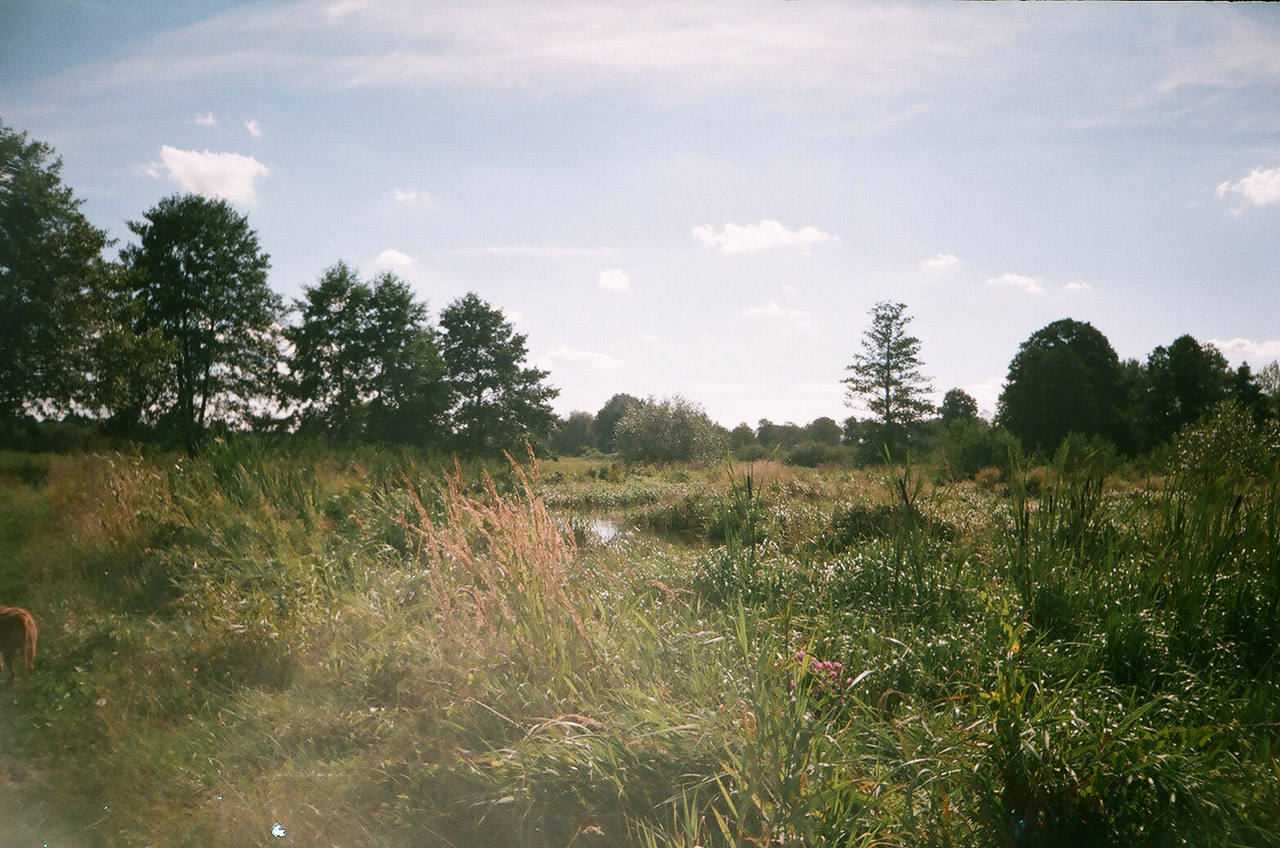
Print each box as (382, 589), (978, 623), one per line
(0, 697), (100, 848)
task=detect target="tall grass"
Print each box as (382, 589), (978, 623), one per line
(2, 442), (1279, 846)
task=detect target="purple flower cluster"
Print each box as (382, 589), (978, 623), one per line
(793, 650), (859, 715)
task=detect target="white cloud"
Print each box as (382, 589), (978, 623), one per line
(921, 252), (960, 272)
(742, 301), (814, 328)
(147, 146), (269, 205)
(445, 244), (617, 257)
(1206, 337), (1280, 362)
(637, 333), (660, 343)
(391, 188), (429, 204)
(692, 220), (834, 255)
(539, 345), (622, 372)
(963, 375), (1007, 420)
(1217, 165), (1280, 208)
(244, 119), (263, 138)
(985, 272), (1044, 295)
(372, 248), (414, 269)
(1063, 280), (1093, 292)
(195, 111), (216, 127)
(597, 268), (631, 293)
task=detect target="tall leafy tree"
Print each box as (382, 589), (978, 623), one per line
(996, 318), (1130, 455)
(439, 292), (558, 455)
(363, 272), (449, 445)
(843, 301), (934, 452)
(549, 411), (596, 456)
(595, 392), (640, 453)
(1141, 335), (1230, 447)
(285, 263), (447, 444)
(803, 416), (843, 446)
(939, 388), (980, 426)
(120, 194), (282, 454)
(0, 123), (111, 424)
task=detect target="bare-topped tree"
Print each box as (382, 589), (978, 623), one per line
(843, 301), (934, 454)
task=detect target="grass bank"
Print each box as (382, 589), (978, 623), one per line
(1, 443), (1278, 846)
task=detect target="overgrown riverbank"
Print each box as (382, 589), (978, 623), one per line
(2, 442), (1278, 846)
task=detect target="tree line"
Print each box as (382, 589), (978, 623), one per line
(549, 304), (1280, 474)
(5, 122), (1277, 466)
(1, 123), (557, 455)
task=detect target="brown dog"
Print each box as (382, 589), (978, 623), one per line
(0, 607), (37, 682)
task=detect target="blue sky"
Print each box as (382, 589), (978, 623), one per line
(4, 1), (1279, 427)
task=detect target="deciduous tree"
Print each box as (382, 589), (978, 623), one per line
(1141, 335), (1230, 447)
(286, 263), (447, 445)
(939, 388), (980, 426)
(439, 293), (558, 455)
(120, 193), (282, 454)
(996, 318), (1130, 455)
(0, 124), (111, 424)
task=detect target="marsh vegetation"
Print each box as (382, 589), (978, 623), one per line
(2, 425), (1278, 847)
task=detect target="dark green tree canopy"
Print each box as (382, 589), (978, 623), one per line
(0, 124), (111, 423)
(286, 262), (447, 445)
(439, 292), (558, 455)
(549, 410), (596, 456)
(595, 392), (640, 453)
(939, 388), (980, 426)
(1141, 335), (1230, 447)
(803, 416), (843, 446)
(996, 318), (1130, 455)
(120, 193), (281, 453)
(729, 422), (757, 450)
(843, 301), (934, 451)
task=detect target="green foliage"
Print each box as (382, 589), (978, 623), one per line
(1141, 334), (1231, 448)
(439, 292), (558, 455)
(595, 392), (641, 453)
(5, 445), (1280, 847)
(615, 394), (727, 464)
(997, 318), (1132, 456)
(550, 410), (597, 456)
(938, 387), (980, 426)
(783, 441), (850, 467)
(843, 301), (934, 452)
(285, 262), (448, 445)
(1172, 400), (1280, 487)
(120, 193), (282, 454)
(938, 418), (1021, 479)
(0, 123), (112, 425)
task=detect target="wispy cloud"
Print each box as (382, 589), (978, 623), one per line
(742, 301), (814, 328)
(693, 220), (834, 256)
(146, 146), (269, 205)
(391, 188), (429, 204)
(195, 111), (216, 127)
(1217, 165), (1280, 209)
(597, 268), (631, 293)
(1063, 280), (1092, 293)
(921, 252), (960, 272)
(539, 345), (621, 372)
(244, 119), (263, 138)
(444, 244), (618, 257)
(372, 248), (414, 270)
(1207, 337), (1280, 362)
(985, 272), (1044, 295)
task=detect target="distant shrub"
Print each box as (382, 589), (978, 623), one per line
(938, 419), (1020, 480)
(973, 466), (1003, 490)
(1173, 400), (1280, 486)
(784, 442), (851, 468)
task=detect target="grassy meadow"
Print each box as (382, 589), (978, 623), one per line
(1, 440), (1279, 847)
